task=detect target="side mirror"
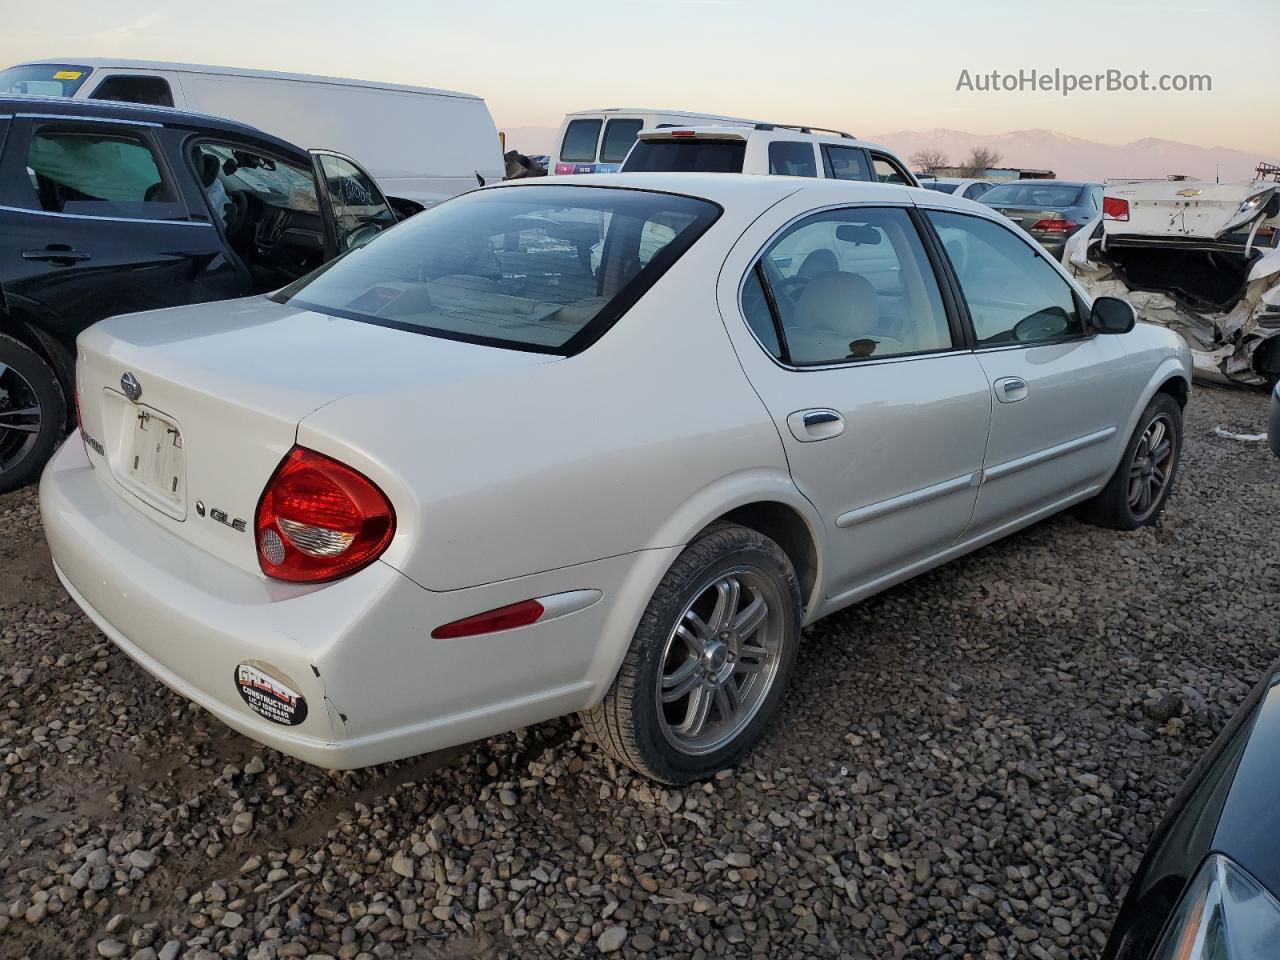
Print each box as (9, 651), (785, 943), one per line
(1090, 296), (1136, 334)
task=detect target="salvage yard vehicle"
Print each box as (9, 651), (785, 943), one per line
(42, 173), (1191, 784)
(1104, 661), (1280, 959)
(0, 59), (505, 207)
(978, 179), (1103, 260)
(1065, 169), (1280, 387)
(550, 107), (756, 175)
(622, 124), (920, 187)
(0, 96), (401, 491)
(920, 177), (996, 200)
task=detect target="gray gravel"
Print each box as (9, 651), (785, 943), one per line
(2, 385), (1278, 960)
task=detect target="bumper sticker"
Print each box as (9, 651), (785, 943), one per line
(235, 661), (308, 726)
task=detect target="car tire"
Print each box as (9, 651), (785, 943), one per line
(581, 523), (802, 784)
(1075, 392), (1182, 530)
(0, 333), (65, 495)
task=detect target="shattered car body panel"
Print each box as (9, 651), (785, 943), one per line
(1065, 177), (1280, 387)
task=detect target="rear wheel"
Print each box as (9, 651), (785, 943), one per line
(0, 333), (65, 494)
(581, 523), (801, 783)
(1076, 392), (1182, 530)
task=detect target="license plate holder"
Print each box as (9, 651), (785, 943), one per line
(127, 408), (186, 509)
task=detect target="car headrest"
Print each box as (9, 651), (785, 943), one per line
(792, 271), (880, 338)
(797, 248), (839, 280)
(198, 153), (220, 188)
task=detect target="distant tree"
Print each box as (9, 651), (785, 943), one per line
(961, 147), (1002, 177)
(909, 149), (949, 176)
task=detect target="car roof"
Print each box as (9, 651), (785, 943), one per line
(10, 58), (481, 100)
(987, 179), (1098, 188)
(562, 107), (758, 123)
(0, 94), (308, 158)
(635, 124), (893, 153)
(488, 172), (983, 209)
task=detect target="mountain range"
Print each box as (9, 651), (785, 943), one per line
(502, 124), (1276, 182)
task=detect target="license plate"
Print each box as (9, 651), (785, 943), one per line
(127, 409), (186, 506)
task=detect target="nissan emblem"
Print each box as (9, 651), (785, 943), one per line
(120, 372), (142, 403)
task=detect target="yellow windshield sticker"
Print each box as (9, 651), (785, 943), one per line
(52, 71), (83, 80)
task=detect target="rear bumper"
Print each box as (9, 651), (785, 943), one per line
(41, 440), (657, 768)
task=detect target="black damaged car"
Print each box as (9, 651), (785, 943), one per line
(0, 95), (403, 491)
(1104, 663), (1280, 959)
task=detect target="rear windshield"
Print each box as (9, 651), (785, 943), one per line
(276, 185), (721, 355)
(980, 183), (1083, 207)
(922, 181), (959, 194)
(623, 139), (746, 173)
(560, 119), (601, 162)
(600, 119), (644, 163)
(0, 63), (92, 97)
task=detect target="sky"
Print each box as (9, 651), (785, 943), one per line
(2, 0), (1276, 155)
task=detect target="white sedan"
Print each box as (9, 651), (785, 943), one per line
(41, 174), (1192, 783)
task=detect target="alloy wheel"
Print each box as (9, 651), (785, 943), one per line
(0, 363), (42, 477)
(1128, 413), (1175, 519)
(656, 566), (785, 756)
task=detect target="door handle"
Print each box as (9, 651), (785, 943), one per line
(787, 408), (845, 442)
(22, 246), (90, 265)
(994, 376), (1028, 403)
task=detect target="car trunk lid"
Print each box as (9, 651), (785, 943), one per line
(75, 295), (557, 576)
(1103, 179), (1279, 241)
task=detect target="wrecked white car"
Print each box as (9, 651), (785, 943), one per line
(1064, 167), (1280, 387)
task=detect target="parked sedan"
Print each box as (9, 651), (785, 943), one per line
(919, 177), (995, 200)
(980, 179), (1103, 259)
(0, 95), (401, 491)
(1104, 662), (1280, 959)
(42, 174), (1191, 784)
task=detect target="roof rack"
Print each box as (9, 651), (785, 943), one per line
(1257, 161), (1280, 182)
(754, 123), (856, 140)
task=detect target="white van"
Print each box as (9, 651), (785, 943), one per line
(550, 108), (757, 175)
(0, 59), (505, 206)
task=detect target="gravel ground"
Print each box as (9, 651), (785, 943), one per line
(2, 385), (1278, 960)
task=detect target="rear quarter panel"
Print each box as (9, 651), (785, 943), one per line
(297, 207), (797, 593)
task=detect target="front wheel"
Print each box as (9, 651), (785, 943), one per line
(580, 524), (802, 784)
(0, 333), (65, 494)
(1076, 392), (1183, 530)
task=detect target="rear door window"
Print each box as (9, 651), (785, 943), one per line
(768, 141), (817, 177)
(600, 119), (644, 164)
(821, 145), (871, 181)
(963, 183), (992, 200)
(89, 75), (174, 107)
(869, 153), (911, 185)
(560, 119), (602, 163)
(622, 138), (745, 173)
(23, 125), (185, 220)
(753, 207), (953, 364)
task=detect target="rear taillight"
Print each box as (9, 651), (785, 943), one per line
(1103, 196), (1130, 221)
(255, 447), (395, 582)
(1029, 218), (1079, 233)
